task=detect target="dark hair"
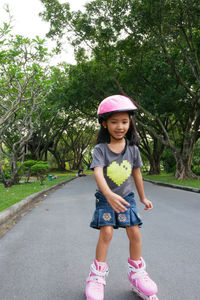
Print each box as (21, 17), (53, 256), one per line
(96, 112), (140, 146)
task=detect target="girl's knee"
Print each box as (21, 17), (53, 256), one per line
(100, 226), (113, 243)
(126, 226), (141, 243)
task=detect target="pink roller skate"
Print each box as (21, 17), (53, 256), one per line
(85, 259), (109, 300)
(128, 257), (158, 300)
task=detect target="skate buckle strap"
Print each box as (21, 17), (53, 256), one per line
(86, 275), (106, 285)
(128, 262), (147, 280)
(91, 262), (109, 277)
(130, 269), (147, 280)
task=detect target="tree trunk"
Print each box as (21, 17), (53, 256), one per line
(174, 152), (197, 180)
(149, 139), (163, 175)
(48, 149), (66, 171)
(139, 132), (163, 175)
(2, 168), (20, 188)
(148, 156), (161, 175)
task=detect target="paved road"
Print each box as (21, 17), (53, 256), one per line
(0, 175), (200, 300)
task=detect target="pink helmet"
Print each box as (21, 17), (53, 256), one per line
(97, 95), (137, 117)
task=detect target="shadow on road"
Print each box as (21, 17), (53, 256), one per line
(76, 290), (139, 300)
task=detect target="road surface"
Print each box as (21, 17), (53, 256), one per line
(0, 175), (200, 299)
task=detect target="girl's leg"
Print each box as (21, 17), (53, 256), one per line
(86, 226), (112, 299)
(126, 226), (158, 299)
(96, 226), (113, 262)
(126, 225), (141, 260)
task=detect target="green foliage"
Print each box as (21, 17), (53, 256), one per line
(0, 166), (11, 180)
(23, 160), (37, 183)
(192, 165), (200, 176)
(65, 162), (70, 170)
(161, 148), (176, 174)
(40, 0), (71, 41)
(192, 141), (200, 175)
(23, 160), (37, 168)
(31, 161), (50, 185)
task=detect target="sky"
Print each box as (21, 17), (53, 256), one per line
(0, 0), (88, 64)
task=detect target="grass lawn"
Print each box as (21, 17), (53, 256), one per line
(0, 173), (76, 213)
(142, 172), (200, 189)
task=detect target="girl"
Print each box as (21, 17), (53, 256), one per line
(85, 95), (158, 300)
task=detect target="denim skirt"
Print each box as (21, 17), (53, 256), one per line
(90, 192), (143, 229)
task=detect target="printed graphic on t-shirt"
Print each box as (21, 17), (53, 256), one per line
(107, 160), (131, 186)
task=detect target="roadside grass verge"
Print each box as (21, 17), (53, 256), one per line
(142, 172), (200, 189)
(0, 173), (75, 212)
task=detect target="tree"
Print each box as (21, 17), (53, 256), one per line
(131, 0), (200, 179)
(25, 64), (98, 170)
(40, 0), (200, 179)
(64, 121), (97, 170)
(0, 30), (51, 187)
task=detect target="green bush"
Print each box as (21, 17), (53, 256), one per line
(31, 161), (50, 185)
(24, 160), (37, 168)
(23, 160), (37, 183)
(192, 141), (200, 176)
(161, 148), (176, 173)
(192, 165), (200, 176)
(0, 166), (11, 180)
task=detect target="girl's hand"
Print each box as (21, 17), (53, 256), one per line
(106, 192), (130, 213)
(140, 198), (153, 210)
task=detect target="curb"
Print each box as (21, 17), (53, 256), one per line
(143, 178), (200, 193)
(0, 177), (76, 234)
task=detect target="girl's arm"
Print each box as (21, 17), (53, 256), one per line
(132, 168), (153, 210)
(94, 166), (130, 213)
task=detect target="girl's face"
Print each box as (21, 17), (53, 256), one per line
(103, 112), (130, 141)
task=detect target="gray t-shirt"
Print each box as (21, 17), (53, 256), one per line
(90, 141), (143, 197)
